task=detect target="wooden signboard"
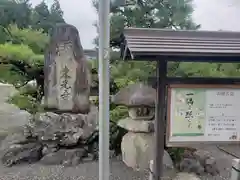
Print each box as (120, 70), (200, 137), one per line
(166, 84), (240, 147)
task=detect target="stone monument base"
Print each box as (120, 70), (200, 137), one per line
(0, 106), (99, 167)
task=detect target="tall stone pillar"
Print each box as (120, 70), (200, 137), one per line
(44, 23), (91, 114)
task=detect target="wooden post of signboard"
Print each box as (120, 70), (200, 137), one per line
(153, 60), (167, 180)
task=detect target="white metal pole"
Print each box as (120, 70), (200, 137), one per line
(98, 0), (110, 179)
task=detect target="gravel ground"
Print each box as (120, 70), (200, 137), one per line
(0, 159), (149, 180)
(0, 145), (235, 180)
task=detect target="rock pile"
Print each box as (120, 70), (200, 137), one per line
(0, 106), (99, 167)
(178, 149), (220, 176)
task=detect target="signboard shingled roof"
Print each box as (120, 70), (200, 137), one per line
(121, 28), (240, 62)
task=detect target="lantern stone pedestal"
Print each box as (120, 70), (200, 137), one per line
(119, 116), (155, 171)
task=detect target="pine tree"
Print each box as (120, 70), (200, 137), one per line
(93, 0), (200, 49)
(31, 0), (65, 34)
(50, 0), (64, 23)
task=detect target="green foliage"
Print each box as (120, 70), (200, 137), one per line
(166, 147), (186, 163)
(170, 62), (240, 78)
(8, 94), (35, 113)
(31, 0), (65, 33)
(90, 95), (128, 122)
(0, 41), (44, 113)
(93, 0), (199, 48)
(0, 43), (44, 86)
(0, 0), (64, 34)
(0, 43), (41, 63)
(8, 85), (44, 114)
(110, 105), (128, 122)
(9, 25), (49, 54)
(0, 0), (32, 29)
(0, 64), (27, 85)
(111, 60), (156, 88)
(0, 26), (11, 43)
(0, 42), (44, 67)
(50, 0), (64, 22)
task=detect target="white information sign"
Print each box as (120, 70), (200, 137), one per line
(167, 85), (240, 146)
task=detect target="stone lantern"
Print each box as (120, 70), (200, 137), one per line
(114, 83), (173, 171)
(114, 84), (155, 170)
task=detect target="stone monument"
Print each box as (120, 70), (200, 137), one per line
(44, 23), (91, 114)
(114, 83), (173, 171)
(0, 24), (98, 167)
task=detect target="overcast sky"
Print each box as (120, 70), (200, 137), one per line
(31, 0), (240, 49)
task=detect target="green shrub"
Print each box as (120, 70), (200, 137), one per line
(9, 24), (49, 54)
(166, 147), (186, 163)
(110, 105), (128, 122)
(7, 84), (43, 114)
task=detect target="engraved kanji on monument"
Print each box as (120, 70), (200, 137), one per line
(44, 23), (91, 113)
